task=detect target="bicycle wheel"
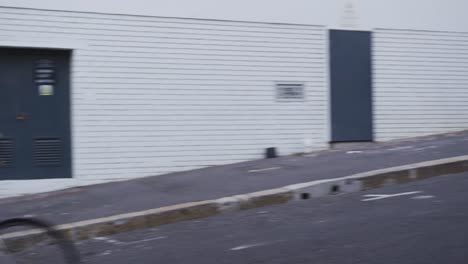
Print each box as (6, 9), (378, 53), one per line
(0, 218), (80, 264)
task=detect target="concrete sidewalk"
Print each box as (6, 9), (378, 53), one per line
(1, 130), (468, 227)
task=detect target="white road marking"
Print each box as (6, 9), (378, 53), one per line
(412, 146), (437, 152)
(125, 236), (167, 245)
(346, 151), (362, 154)
(412, 195), (435, 200)
(22, 214), (36, 218)
(230, 244), (262, 251)
(93, 237), (122, 245)
(316, 220), (329, 224)
(230, 241), (279, 251)
(388, 146), (414, 151)
(93, 236), (167, 246)
(98, 250), (112, 256)
(248, 167), (282, 173)
(361, 191), (422, 202)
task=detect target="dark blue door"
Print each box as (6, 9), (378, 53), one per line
(330, 30), (373, 143)
(0, 48), (71, 180)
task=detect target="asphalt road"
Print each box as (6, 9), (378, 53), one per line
(3, 130), (468, 225)
(17, 172), (468, 264)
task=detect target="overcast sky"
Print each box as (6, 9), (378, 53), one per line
(0, 0), (466, 31)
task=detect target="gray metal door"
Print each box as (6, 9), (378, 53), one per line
(330, 30), (373, 142)
(0, 48), (71, 180)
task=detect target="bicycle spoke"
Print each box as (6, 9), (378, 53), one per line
(0, 218), (81, 264)
(0, 238), (18, 264)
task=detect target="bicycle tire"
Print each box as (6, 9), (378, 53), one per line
(0, 218), (81, 264)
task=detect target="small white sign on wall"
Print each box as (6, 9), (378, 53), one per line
(39, 84), (54, 96)
(340, 0), (359, 29)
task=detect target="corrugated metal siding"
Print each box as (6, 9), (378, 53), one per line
(374, 29), (468, 141)
(0, 7), (328, 180)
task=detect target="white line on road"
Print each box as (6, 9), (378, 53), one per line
(230, 243), (265, 251)
(412, 195), (435, 200)
(126, 236), (167, 245)
(248, 167), (282, 173)
(361, 191), (422, 202)
(230, 241), (280, 251)
(346, 151), (363, 154)
(412, 146), (437, 152)
(98, 250), (112, 256)
(93, 237), (121, 245)
(93, 236), (167, 246)
(388, 146), (414, 152)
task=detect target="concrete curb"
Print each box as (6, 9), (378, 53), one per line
(2, 155), (468, 251)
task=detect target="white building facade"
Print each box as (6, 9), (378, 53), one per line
(0, 0), (468, 197)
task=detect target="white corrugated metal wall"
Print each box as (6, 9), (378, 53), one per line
(0, 7), (329, 181)
(374, 29), (468, 141)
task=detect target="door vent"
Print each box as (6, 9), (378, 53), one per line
(0, 139), (13, 168)
(276, 83), (305, 101)
(34, 139), (62, 167)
